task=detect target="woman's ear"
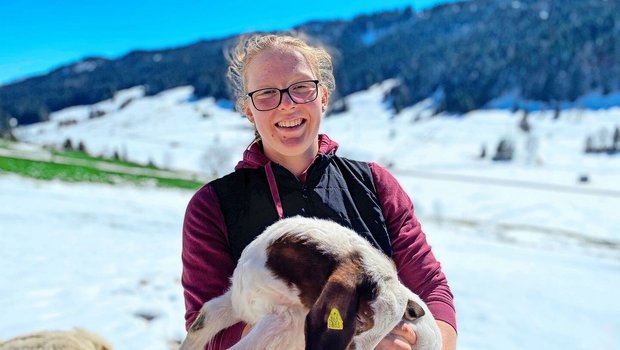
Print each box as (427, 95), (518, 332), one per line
(321, 89), (329, 113)
(243, 101), (255, 123)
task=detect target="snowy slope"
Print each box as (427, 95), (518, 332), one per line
(16, 86), (252, 177)
(16, 82), (620, 189)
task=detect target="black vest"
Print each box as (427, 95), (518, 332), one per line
(211, 154), (391, 263)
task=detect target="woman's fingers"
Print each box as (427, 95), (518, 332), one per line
(374, 321), (417, 349)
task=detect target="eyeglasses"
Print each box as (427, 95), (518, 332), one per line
(247, 80), (320, 111)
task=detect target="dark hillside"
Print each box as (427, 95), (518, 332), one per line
(1, 0), (618, 130)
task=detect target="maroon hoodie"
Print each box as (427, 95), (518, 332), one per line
(181, 134), (456, 349)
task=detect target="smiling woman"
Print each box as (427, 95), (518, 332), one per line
(180, 33), (457, 350)
(234, 37), (330, 175)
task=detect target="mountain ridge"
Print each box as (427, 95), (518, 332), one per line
(1, 0), (618, 131)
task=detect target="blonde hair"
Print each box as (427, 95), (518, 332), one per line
(226, 33), (336, 114)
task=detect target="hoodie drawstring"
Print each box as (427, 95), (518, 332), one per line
(264, 162), (284, 220)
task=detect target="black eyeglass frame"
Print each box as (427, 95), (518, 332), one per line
(247, 80), (320, 111)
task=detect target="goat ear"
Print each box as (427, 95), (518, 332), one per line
(403, 299), (426, 321)
(305, 268), (360, 350)
(189, 311), (206, 332)
(354, 278), (377, 334)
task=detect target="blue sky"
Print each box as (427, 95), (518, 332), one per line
(0, 0), (457, 85)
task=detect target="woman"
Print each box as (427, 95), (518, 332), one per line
(182, 33), (457, 350)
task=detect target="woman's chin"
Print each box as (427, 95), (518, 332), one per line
(266, 136), (317, 159)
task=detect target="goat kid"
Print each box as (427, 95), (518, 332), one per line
(0, 328), (113, 350)
(181, 216), (441, 350)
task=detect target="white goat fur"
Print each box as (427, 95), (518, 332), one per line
(181, 216), (441, 350)
(0, 328), (113, 350)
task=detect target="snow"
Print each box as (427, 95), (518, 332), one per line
(0, 176), (189, 349)
(73, 61), (100, 74)
(16, 86), (251, 176)
(4, 83), (620, 349)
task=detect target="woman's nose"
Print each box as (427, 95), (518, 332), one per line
(279, 91), (295, 109)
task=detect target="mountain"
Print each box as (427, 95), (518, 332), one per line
(1, 0), (618, 131)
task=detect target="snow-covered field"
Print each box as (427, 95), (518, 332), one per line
(3, 83), (620, 349)
(0, 177), (188, 348)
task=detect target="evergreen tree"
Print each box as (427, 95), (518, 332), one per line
(63, 138), (73, 151)
(479, 144), (487, 159)
(518, 110), (531, 133)
(77, 141), (88, 153)
(492, 138), (514, 161)
(584, 136), (595, 154)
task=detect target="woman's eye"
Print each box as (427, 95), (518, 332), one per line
(293, 83), (311, 90)
(255, 89), (277, 99)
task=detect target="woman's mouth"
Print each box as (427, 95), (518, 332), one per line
(276, 118), (305, 128)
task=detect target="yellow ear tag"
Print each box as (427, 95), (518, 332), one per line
(327, 307), (344, 330)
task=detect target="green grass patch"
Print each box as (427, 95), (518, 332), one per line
(0, 156), (204, 190)
(50, 149), (159, 170)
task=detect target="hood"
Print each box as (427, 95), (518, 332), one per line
(235, 134), (339, 170)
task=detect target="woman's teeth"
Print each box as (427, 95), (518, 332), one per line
(277, 119), (303, 128)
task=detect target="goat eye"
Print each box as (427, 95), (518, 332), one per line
(403, 300), (425, 320)
(404, 307), (417, 320)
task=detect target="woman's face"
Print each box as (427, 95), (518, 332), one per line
(243, 47), (327, 164)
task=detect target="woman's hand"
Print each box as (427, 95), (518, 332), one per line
(374, 320), (417, 350)
(241, 323), (253, 338)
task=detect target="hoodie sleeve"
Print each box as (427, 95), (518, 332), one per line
(181, 183), (246, 349)
(370, 163), (457, 332)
